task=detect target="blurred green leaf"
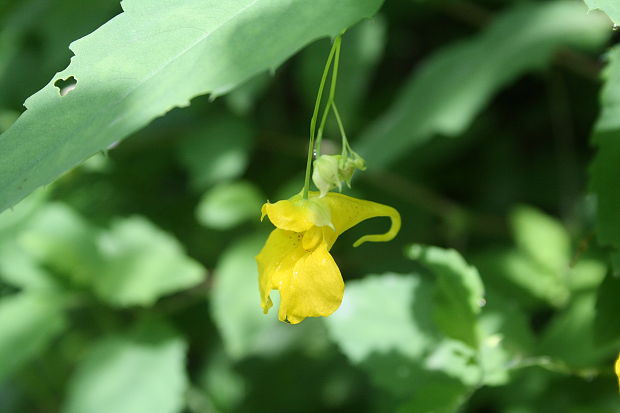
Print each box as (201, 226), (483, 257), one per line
(18, 202), (102, 285)
(610, 252), (620, 277)
(475, 206), (572, 308)
(0, 243), (57, 291)
(224, 73), (271, 116)
(196, 181), (263, 230)
(95, 216), (204, 307)
(590, 46), (620, 251)
(357, 1), (610, 167)
(62, 319), (188, 413)
(0, 187), (46, 246)
(407, 245), (484, 348)
(326, 273), (435, 363)
(210, 235), (299, 360)
(539, 293), (618, 368)
(569, 259), (606, 293)
(396, 378), (469, 413)
(197, 350), (245, 412)
(325, 273), (480, 401)
(0, 292), (66, 381)
(511, 206), (570, 275)
(475, 249), (568, 309)
(0, 0), (384, 213)
(177, 113), (253, 191)
(477, 290), (535, 386)
(583, 0), (620, 24)
(593, 273), (620, 345)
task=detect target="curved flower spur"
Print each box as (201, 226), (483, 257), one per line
(257, 192), (401, 324)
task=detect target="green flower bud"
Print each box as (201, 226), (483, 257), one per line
(312, 152), (367, 197)
(312, 154), (342, 197)
(340, 152), (366, 187)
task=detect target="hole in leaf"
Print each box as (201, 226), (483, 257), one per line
(54, 76), (77, 96)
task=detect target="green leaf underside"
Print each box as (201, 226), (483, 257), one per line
(62, 320), (188, 413)
(0, 0), (383, 213)
(584, 0), (620, 24)
(357, 1), (609, 168)
(590, 46), (620, 249)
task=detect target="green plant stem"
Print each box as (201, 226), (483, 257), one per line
(303, 35), (341, 199)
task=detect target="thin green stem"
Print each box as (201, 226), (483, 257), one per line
(331, 103), (349, 154)
(316, 37), (342, 155)
(315, 100), (332, 156)
(303, 35), (341, 199)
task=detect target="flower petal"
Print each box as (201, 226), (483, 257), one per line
(255, 229), (305, 313)
(317, 192), (401, 247)
(278, 243), (344, 324)
(262, 197), (332, 232)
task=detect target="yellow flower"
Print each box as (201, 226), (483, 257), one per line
(256, 191), (401, 324)
(616, 353), (620, 390)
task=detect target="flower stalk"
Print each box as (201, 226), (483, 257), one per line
(303, 35), (341, 200)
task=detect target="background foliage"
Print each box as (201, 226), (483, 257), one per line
(0, 0), (619, 412)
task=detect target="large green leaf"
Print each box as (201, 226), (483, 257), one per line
(0, 0), (384, 212)
(356, 1), (609, 168)
(584, 0), (620, 24)
(590, 46), (620, 250)
(407, 245), (484, 348)
(0, 0), (120, 106)
(0, 292), (67, 381)
(62, 320), (188, 413)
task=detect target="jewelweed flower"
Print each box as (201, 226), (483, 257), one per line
(256, 191), (400, 324)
